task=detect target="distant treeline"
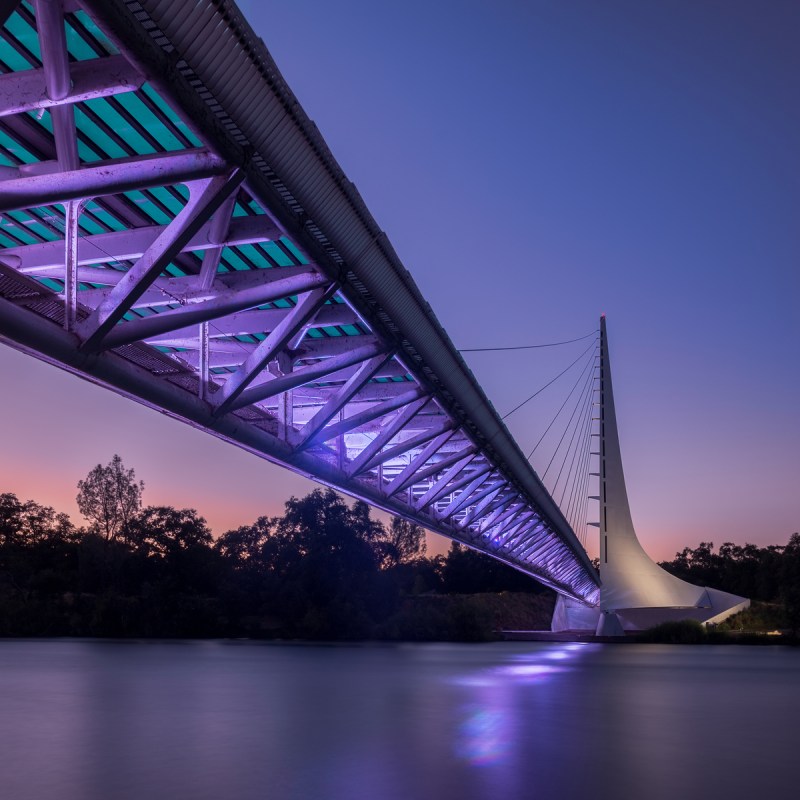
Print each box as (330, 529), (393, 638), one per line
(1, 456), (796, 639)
(0, 469), (551, 640)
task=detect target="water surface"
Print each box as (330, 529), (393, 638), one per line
(0, 640), (795, 800)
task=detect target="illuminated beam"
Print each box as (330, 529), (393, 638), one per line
(71, 262), (314, 310)
(500, 513), (539, 547)
(515, 529), (558, 561)
(422, 463), (493, 514)
(467, 492), (515, 528)
(192, 334), (381, 365)
(177, 352), (406, 381)
(0, 55), (144, 117)
(144, 304), (357, 345)
(508, 525), (548, 558)
(305, 386), (428, 445)
(296, 352), (393, 449)
(386, 441), (475, 498)
(63, 199), (83, 331)
(437, 472), (501, 521)
(344, 400), (438, 477)
(0, 149), (228, 213)
(356, 420), (455, 476)
(98, 271), (329, 350)
(214, 284), (338, 413)
(225, 341), (388, 412)
(14, 214), (283, 274)
(262, 381), (421, 407)
(383, 429), (460, 497)
(458, 483), (505, 529)
(476, 496), (519, 533)
(79, 171), (244, 350)
(414, 452), (479, 509)
(492, 516), (536, 549)
(480, 500), (524, 534)
(292, 407), (446, 432)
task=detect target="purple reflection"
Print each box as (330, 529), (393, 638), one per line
(455, 704), (509, 766)
(499, 663), (564, 680)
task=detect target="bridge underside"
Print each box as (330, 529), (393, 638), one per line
(0, 0), (599, 603)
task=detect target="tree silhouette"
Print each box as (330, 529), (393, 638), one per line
(382, 516), (427, 567)
(76, 454), (143, 542)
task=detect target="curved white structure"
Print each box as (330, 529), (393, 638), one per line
(553, 317), (749, 634)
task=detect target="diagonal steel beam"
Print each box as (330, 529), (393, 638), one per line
(296, 351), (393, 450)
(343, 396), (430, 477)
(482, 509), (529, 546)
(418, 463), (494, 517)
(14, 214), (283, 274)
(496, 512), (538, 546)
(494, 518), (538, 552)
(78, 170), (244, 351)
(384, 430), (461, 497)
(0, 149), (228, 214)
(516, 529), (557, 562)
(470, 491), (515, 526)
(144, 304), (357, 345)
(414, 452), (479, 510)
(307, 386), (428, 445)
(437, 471), (500, 521)
(97, 270), (328, 350)
(385, 441), (473, 498)
(484, 514), (528, 546)
(214, 284), (338, 414)
(478, 497), (521, 533)
(0, 55), (144, 117)
(509, 526), (548, 559)
(481, 501), (526, 535)
(355, 418), (455, 477)
(450, 479), (506, 526)
(506, 523), (547, 556)
(70, 262), (314, 311)
(460, 484), (506, 529)
(225, 341), (388, 412)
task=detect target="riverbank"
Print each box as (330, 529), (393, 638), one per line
(500, 619), (799, 645)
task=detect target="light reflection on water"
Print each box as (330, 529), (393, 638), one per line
(454, 644), (588, 766)
(0, 640), (797, 800)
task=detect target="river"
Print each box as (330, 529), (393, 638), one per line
(0, 640), (796, 800)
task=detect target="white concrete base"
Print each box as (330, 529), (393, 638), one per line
(551, 590), (750, 634)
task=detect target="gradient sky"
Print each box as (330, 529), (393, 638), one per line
(1, 0), (798, 561)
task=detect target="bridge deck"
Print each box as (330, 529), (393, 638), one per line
(0, 0), (599, 603)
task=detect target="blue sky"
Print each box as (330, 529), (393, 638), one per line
(1, 0), (797, 559)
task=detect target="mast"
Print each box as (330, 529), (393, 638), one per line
(598, 314), (636, 583)
(553, 316), (749, 631)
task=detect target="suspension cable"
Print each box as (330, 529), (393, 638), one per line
(541, 364), (596, 481)
(526, 345), (598, 459)
(501, 339), (597, 421)
(460, 329), (598, 353)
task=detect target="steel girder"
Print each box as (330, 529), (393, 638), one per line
(0, 0), (600, 603)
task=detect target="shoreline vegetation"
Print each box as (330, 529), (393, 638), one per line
(1, 456), (797, 644)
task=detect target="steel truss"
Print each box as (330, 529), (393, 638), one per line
(0, 0), (599, 603)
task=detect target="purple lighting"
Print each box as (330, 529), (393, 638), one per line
(456, 705), (510, 766)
